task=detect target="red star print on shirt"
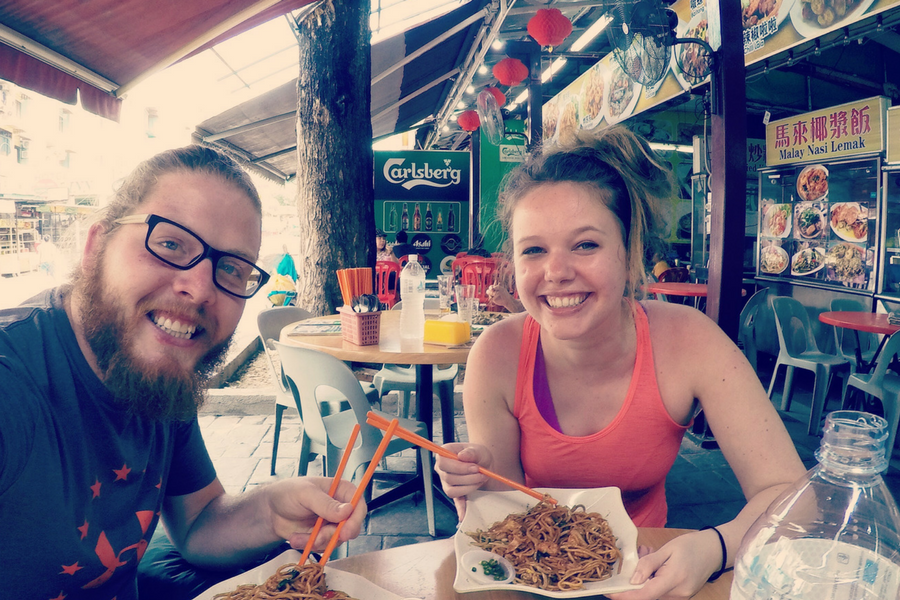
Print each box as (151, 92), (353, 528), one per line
(78, 520), (89, 540)
(61, 562), (83, 575)
(90, 478), (102, 499)
(113, 465), (131, 481)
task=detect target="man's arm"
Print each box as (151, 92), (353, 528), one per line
(160, 476), (365, 569)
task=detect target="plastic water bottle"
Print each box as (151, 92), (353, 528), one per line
(731, 411), (900, 600)
(400, 255), (426, 340)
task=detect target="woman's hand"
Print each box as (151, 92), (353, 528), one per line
(606, 530), (724, 600)
(434, 443), (493, 519)
(486, 284), (524, 313)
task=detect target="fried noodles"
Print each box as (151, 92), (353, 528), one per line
(466, 500), (621, 591)
(212, 563), (356, 600)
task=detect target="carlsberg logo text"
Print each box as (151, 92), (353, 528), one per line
(384, 158), (462, 190)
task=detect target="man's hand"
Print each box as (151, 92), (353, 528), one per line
(266, 477), (366, 551)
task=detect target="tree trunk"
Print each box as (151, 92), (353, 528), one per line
(295, 0), (373, 315)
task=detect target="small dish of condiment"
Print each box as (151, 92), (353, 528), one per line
(459, 550), (515, 585)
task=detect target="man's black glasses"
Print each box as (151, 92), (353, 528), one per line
(114, 213), (270, 299)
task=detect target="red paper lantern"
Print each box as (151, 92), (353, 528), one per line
(492, 57), (529, 87)
(484, 86), (506, 107)
(457, 110), (480, 132)
(527, 8), (573, 50)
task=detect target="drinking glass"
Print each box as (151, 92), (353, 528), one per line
(437, 275), (453, 313)
(455, 284), (476, 324)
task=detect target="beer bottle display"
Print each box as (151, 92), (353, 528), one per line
(400, 203), (409, 231)
(389, 205), (398, 230)
(448, 206), (455, 232)
(424, 203), (433, 231)
(436, 207), (444, 231)
(413, 203), (422, 231)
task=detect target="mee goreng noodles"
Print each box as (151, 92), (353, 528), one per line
(466, 499), (622, 591)
(212, 562), (356, 600)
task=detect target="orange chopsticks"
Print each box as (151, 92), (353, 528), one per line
(319, 418), (400, 564)
(365, 411), (556, 505)
(336, 268), (373, 306)
(298, 424), (361, 565)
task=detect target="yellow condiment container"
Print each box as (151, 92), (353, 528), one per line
(424, 319), (470, 345)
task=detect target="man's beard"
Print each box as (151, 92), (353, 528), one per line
(75, 260), (233, 422)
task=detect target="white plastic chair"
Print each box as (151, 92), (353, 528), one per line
(768, 297), (851, 435)
(275, 341), (435, 536)
(374, 300), (459, 420)
(830, 298), (878, 373)
(257, 306), (378, 475)
(841, 331), (900, 464)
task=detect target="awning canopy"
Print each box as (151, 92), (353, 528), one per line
(193, 1), (490, 181)
(0, 0), (316, 121)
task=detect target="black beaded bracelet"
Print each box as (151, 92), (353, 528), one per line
(700, 526), (727, 582)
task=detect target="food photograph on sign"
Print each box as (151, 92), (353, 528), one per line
(761, 200), (792, 238)
(675, 15), (711, 87)
(825, 242), (870, 288)
(793, 201), (826, 239)
(543, 100), (559, 141)
(605, 62), (641, 124)
(790, 0), (876, 38)
(580, 62), (607, 129)
(829, 202), (869, 242)
(555, 93), (581, 144)
(791, 243), (826, 277)
(796, 164), (829, 201)
(760, 241), (790, 274)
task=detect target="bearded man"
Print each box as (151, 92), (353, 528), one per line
(0, 146), (365, 599)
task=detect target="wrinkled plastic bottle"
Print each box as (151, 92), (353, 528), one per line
(731, 410), (900, 600)
(399, 254), (426, 340)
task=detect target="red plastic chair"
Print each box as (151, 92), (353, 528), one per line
(451, 254), (477, 285)
(375, 260), (401, 309)
(460, 258), (502, 311)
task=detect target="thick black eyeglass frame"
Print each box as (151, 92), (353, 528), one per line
(113, 213), (270, 299)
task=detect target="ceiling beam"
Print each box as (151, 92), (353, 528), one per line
(201, 111), (297, 143)
(373, 68), (460, 121)
(426, 0), (515, 148)
(372, 7), (489, 85)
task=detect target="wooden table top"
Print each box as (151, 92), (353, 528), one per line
(818, 311), (900, 335)
(645, 282), (709, 297)
(329, 530), (732, 600)
(280, 310), (471, 365)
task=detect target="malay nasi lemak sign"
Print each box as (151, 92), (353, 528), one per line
(765, 96), (888, 166)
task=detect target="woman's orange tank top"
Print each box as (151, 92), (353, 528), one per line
(513, 303), (688, 527)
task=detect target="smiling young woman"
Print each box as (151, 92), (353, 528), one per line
(435, 126), (806, 600)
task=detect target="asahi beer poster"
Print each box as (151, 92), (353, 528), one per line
(374, 150), (471, 277)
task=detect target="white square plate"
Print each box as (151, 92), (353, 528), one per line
(453, 487), (643, 597)
(192, 549), (417, 600)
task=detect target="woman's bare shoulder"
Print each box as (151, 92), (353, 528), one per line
(641, 299), (733, 352)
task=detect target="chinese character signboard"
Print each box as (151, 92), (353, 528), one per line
(887, 106), (900, 164)
(765, 96), (888, 166)
(541, 0), (900, 136)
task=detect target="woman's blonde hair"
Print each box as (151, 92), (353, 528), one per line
(497, 125), (674, 298)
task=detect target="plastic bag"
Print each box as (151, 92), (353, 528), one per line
(267, 273), (297, 306)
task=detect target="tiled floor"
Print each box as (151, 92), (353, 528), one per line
(200, 360), (900, 557)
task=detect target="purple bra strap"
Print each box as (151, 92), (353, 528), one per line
(533, 337), (563, 432)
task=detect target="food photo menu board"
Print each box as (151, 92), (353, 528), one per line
(757, 158), (878, 291)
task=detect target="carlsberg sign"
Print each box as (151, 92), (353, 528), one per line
(374, 150), (470, 201)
